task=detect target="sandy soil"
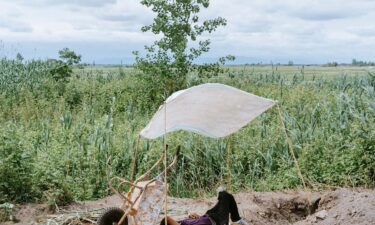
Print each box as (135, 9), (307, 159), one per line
(2, 188), (374, 225)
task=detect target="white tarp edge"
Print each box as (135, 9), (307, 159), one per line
(140, 83), (276, 139)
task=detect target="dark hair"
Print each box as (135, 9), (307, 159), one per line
(159, 218), (173, 225)
(206, 191), (241, 225)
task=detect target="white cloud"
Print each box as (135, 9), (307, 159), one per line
(0, 17), (33, 33)
(0, 0), (375, 63)
(13, 0), (117, 7)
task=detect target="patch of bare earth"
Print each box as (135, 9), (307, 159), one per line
(3, 188), (374, 225)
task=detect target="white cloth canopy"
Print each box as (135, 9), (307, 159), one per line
(140, 83), (276, 139)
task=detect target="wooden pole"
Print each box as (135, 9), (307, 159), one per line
(130, 135), (141, 183)
(164, 101), (168, 225)
(277, 105), (311, 209)
(226, 135), (232, 191)
(277, 105), (307, 190)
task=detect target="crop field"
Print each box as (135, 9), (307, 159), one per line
(1, 59), (374, 208)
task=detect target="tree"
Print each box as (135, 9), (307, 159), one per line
(325, 61), (338, 67)
(47, 59), (72, 82)
(16, 53), (24, 62)
(134, 0), (234, 98)
(58, 48), (81, 65)
(48, 48), (81, 82)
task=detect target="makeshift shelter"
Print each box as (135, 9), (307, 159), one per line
(140, 83), (276, 139)
(139, 83), (277, 225)
(98, 83), (308, 225)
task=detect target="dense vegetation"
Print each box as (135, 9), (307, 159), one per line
(1, 58), (374, 206)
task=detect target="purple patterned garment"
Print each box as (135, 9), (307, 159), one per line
(179, 215), (213, 225)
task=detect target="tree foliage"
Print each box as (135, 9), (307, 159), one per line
(48, 48), (82, 82)
(58, 48), (82, 65)
(134, 0), (234, 98)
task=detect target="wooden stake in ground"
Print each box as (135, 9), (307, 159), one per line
(277, 105), (312, 210)
(226, 135), (232, 191)
(164, 101), (168, 225)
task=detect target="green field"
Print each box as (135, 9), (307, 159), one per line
(1, 60), (374, 206)
(79, 64), (374, 77)
(227, 65), (374, 76)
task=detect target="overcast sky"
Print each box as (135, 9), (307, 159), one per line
(1, 0), (375, 64)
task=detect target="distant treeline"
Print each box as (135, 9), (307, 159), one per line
(323, 59), (375, 67)
(351, 59), (375, 66)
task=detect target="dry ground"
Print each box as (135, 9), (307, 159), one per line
(2, 188), (374, 225)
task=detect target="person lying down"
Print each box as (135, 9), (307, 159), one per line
(160, 189), (249, 225)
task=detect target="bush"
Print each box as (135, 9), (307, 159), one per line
(0, 125), (34, 203)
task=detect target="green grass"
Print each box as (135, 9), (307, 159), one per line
(1, 60), (374, 205)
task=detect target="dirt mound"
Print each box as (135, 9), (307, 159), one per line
(3, 188), (375, 225)
(294, 188), (375, 225)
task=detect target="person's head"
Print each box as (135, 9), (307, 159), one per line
(159, 219), (173, 225)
